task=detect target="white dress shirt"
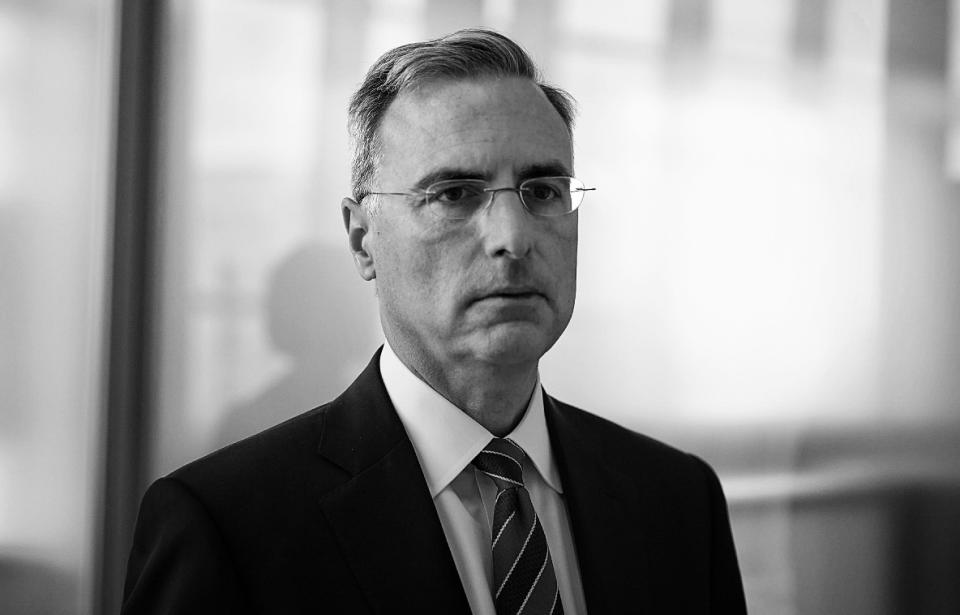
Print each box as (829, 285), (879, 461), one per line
(380, 342), (587, 615)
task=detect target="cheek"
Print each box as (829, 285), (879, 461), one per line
(378, 230), (457, 304)
(551, 226), (579, 315)
(552, 224), (578, 277)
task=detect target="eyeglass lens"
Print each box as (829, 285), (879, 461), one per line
(426, 177), (587, 219)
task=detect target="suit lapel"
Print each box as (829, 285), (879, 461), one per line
(315, 352), (655, 613)
(316, 350), (471, 614)
(545, 393), (653, 613)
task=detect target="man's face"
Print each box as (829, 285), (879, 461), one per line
(347, 76), (578, 370)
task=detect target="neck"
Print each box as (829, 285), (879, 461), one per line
(386, 340), (539, 437)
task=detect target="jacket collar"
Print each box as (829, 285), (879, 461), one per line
(545, 392), (652, 613)
(316, 348), (472, 613)
(314, 350), (649, 614)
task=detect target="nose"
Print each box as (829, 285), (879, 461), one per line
(479, 188), (534, 259)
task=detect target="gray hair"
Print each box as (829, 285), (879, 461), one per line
(347, 28), (577, 202)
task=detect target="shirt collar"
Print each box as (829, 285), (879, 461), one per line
(379, 341), (562, 497)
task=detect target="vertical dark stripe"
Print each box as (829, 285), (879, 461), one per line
(880, 9), (960, 597)
(880, 0), (959, 398)
(885, 0), (950, 75)
(664, 0), (713, 77)
(668, 0), (713, 50)
(94, 0), (164, 613)
(791, 0), (830, 64)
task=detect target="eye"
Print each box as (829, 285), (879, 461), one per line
(429, 180), (485, 204)
(522, 179), (564, 202)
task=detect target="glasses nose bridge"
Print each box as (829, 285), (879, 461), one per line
(482, 186), (527, 214)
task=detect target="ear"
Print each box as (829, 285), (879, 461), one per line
(342, 197), (376, 281)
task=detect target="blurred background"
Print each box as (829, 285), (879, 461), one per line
(2, 0), (959, 613)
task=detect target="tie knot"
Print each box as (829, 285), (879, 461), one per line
(471, 438), (526, 490)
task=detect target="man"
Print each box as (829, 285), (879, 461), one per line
(123, 29), (747, 614)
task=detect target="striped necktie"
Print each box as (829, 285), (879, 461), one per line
(471, 438), (563, 615)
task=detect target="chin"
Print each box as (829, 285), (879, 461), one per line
(470, 322), (556, 366)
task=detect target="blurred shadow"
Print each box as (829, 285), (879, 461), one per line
(791, 424), (960, 615)
(0, 556), (76, 615)
(216, 241), (377, 448)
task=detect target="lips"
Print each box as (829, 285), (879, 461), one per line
(474, 285), (545, 303)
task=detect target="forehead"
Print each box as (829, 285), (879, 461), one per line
(376, 77), (573, 184)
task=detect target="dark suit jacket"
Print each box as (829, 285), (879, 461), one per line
(122, 350), (747, 614)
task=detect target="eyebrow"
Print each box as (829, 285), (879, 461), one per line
(412, 160), (573, 190)
(517, 161), (573, 180)
(413, 168), (486, 190)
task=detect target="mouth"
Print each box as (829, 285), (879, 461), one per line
(474, 286), (546, 303)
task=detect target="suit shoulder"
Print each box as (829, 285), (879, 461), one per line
(167, 400), (345, 500)
(549, 397), (710, 479)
